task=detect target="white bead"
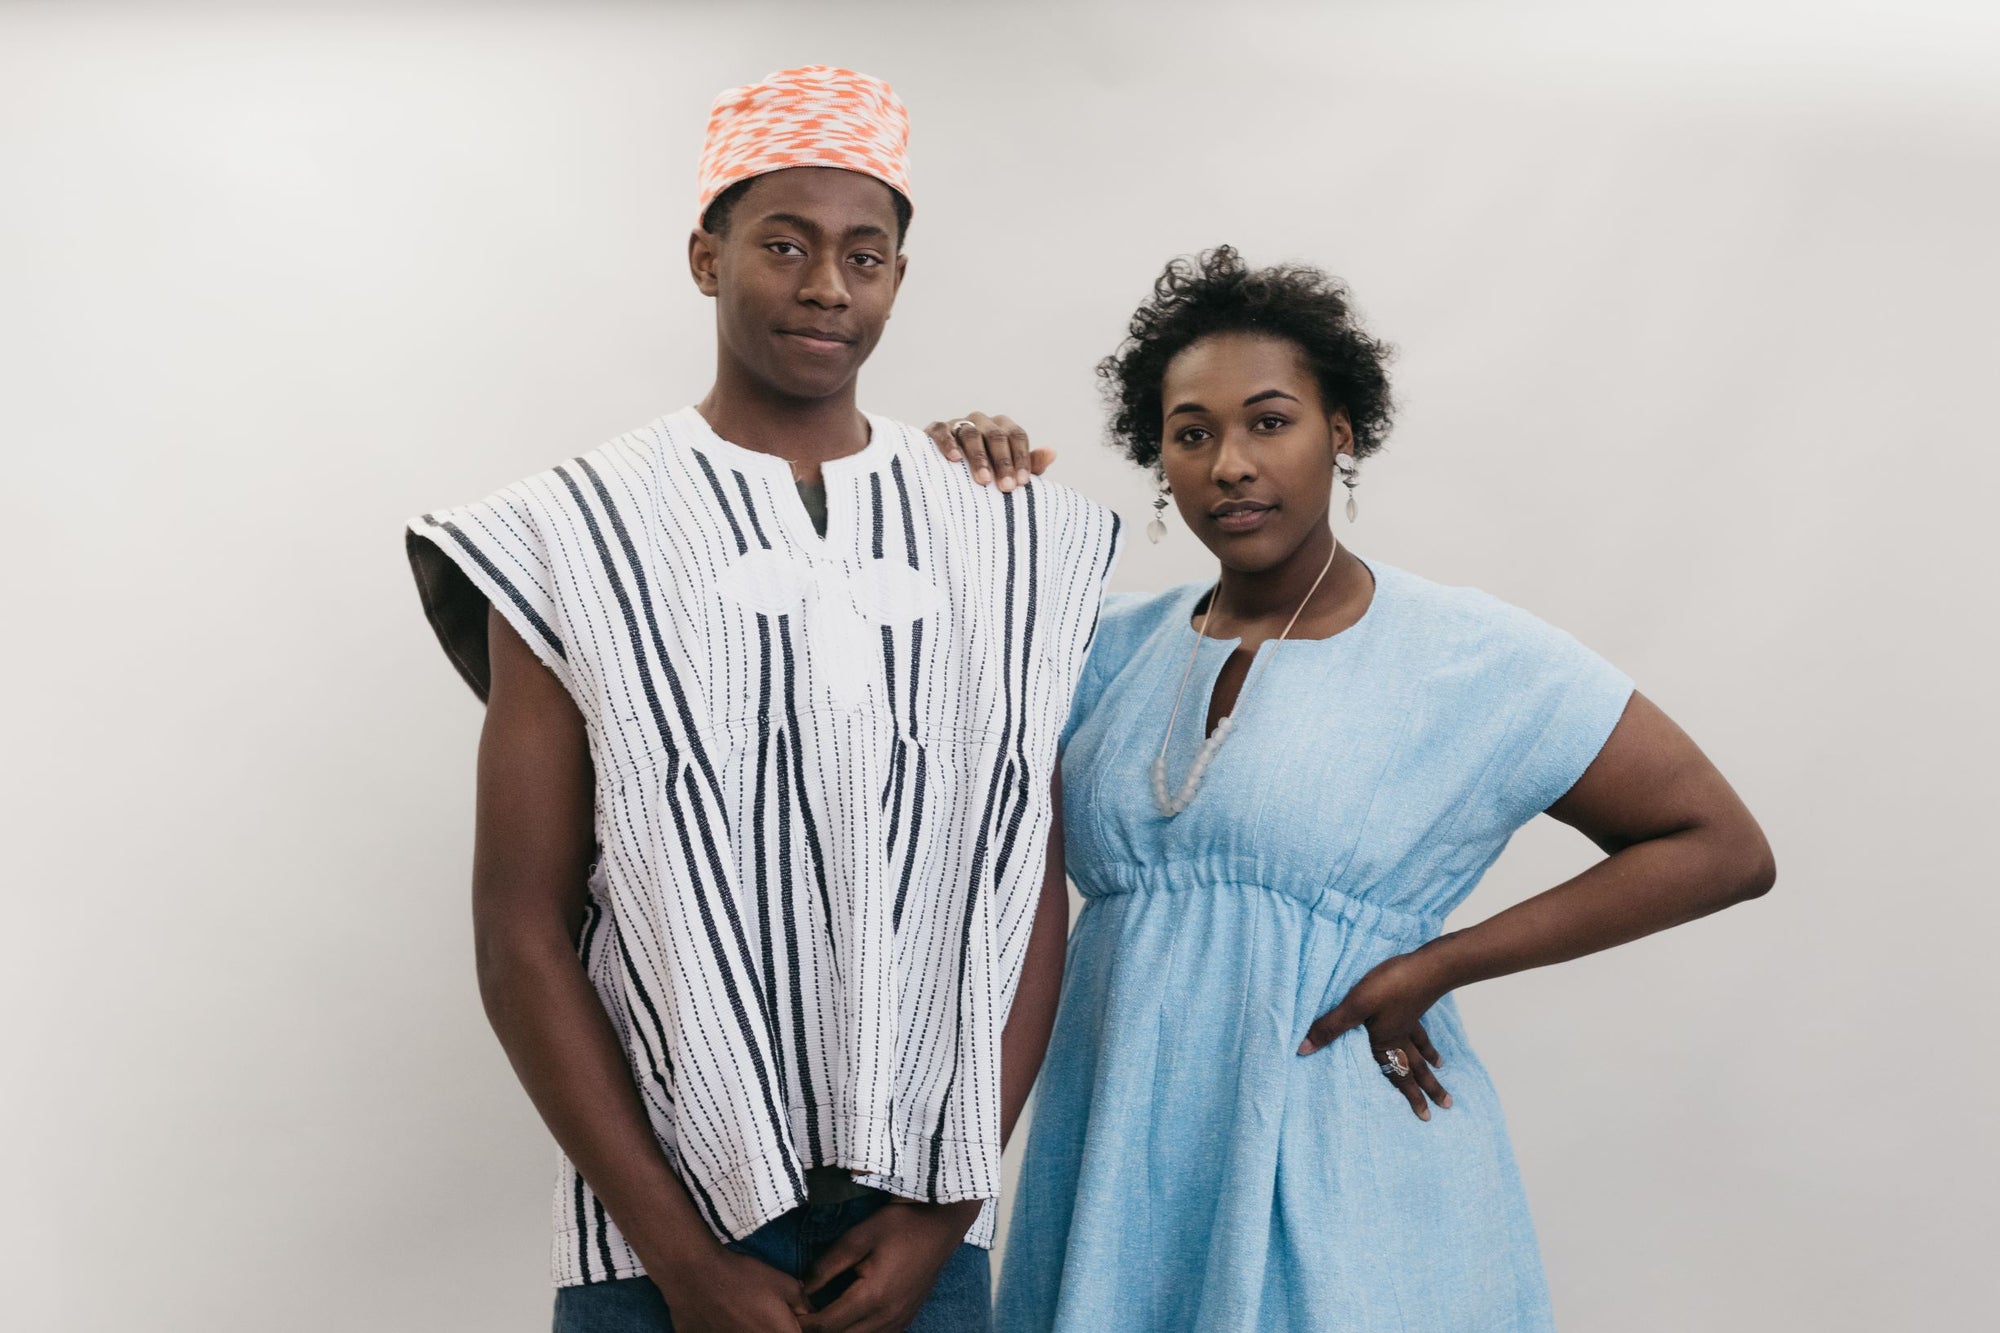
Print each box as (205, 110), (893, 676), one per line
(1152, 548), (1334, 817)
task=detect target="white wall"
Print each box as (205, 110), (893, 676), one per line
(5, 2), (1995, 1329)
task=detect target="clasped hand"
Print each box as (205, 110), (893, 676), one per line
(1298, 949), (1455, 1121)
(663, 1198), (978, 1333)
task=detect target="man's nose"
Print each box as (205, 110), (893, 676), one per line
(798, 254), (850, 308)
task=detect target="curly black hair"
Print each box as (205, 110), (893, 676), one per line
(1098, 246), (1394, 471)
(701, 175), (912, 246)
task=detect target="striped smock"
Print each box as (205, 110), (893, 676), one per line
(406, 407), (1119, 1286)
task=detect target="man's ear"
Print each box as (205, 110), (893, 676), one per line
(883, 250), (908, 318)
(688, 228), (721, 297)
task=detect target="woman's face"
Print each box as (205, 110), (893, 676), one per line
(1157, 331), (1354, 573)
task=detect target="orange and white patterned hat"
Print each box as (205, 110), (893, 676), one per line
(696, 65), (912, 226)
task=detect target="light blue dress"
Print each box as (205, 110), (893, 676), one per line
(998, 559), (1634, 1333)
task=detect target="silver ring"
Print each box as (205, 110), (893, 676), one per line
(1378, 1049), (1409, 1079)
(948, 419), (977, 435)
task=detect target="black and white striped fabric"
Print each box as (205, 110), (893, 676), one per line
(407, 407), (1119, 1286)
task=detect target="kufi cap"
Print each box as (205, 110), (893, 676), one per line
(696, 65), (912, 225)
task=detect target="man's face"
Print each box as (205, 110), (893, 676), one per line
(690, 167), (908, 402)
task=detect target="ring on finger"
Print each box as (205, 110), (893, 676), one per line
(1377, 1049), (1410, 1079)
(948, 419), (977, 435)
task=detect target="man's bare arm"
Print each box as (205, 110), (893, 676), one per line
(476, 606), (808, 1331)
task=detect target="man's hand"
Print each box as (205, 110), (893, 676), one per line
(798, 1199), (982, 1332)
(653, 1244), (812, 1333)
(923, 412), (1055, 491)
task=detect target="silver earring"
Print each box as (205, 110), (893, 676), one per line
(1334, 453), (1359, 521)
(1148, 479), (1170, 543)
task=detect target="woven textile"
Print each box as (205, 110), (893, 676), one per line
(408, 409), (1119, 1286)
(697, 65), (912, 222)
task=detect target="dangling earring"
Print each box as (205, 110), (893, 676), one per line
(1334, 452), (1359, 521)
(1148, 477), (1171, 544)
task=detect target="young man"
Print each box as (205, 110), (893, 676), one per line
(406, 67), (1119, 1332)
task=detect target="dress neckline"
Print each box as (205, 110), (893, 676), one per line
(1179, 552), (1386, 652)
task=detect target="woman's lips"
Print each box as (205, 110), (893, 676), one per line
(1212, 504), (1276, 533)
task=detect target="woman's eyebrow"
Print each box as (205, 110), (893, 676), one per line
(1243, 389), (1300, 406)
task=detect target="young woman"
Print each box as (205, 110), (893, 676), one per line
(932, 247), (1774, 1332)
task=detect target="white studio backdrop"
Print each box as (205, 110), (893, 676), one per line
(4, 2), (1996, 1329)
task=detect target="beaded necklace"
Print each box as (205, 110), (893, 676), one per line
(1151, 545), (1340, 817)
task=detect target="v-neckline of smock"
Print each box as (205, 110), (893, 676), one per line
(673, 405), (897, 554)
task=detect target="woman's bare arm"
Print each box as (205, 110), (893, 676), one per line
(1427, 691), (1775, 987)
(1298, 693), (1775, 1118)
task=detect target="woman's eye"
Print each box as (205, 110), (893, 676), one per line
(1176, 428), (1211, 446)
(1254, 414), (1289, 431)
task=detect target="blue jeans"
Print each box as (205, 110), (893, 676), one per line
(551, 1192), (991, 1332)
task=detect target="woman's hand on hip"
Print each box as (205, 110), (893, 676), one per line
(922, 412), (1053, 491)
(1298, 950), (1454, 1121)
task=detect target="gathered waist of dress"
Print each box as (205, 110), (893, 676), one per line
(1076, 858), (1444, 948)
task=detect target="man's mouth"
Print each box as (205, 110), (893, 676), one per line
(780, 328), (855, 353)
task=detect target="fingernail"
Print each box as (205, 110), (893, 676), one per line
(1297, 1040), (1313, 1056)
(947, 450), (962, 461)
(1418, 1108), (1430, 1121)
(1440, 1094), (1453, 1108)
(976, 469), (990, 483)
(999, 476), (1014, 492)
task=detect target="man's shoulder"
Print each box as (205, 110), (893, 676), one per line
(424, 418), (675, 524)
(870, 416), (1117, 537)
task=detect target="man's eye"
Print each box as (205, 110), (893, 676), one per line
(850, 253), (883, 268)
(767, 241), (804, 256)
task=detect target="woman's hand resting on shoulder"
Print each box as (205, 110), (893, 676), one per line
(1298, 948), (1455, 1122)
(922, 412), (1056, 491)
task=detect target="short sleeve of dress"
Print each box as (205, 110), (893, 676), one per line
(405, 477), (575, 704)
(1484, 601), (1635, 828)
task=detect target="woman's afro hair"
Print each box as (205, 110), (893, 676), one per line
(1098, 245), (1395, 471)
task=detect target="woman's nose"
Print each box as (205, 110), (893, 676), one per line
(1211, 430), (1257, 483)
